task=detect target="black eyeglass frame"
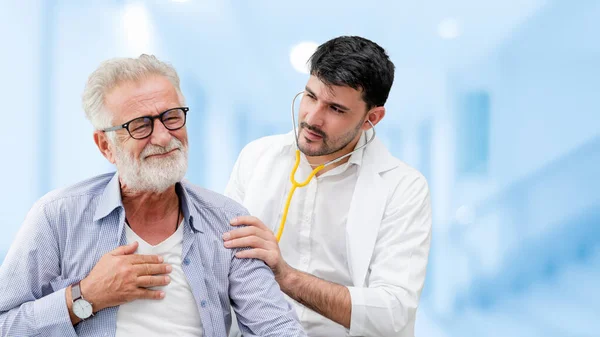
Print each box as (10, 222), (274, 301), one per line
(102, 107), (189, 140)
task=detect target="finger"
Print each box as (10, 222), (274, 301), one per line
(128, 254), (164, 264)
(224, 236), (271, 250)
(235, 248), (273, 264)
(134, 288), (166, 300)
(235, 248), (281, 270)
(223, 226), (274, 242)
(230, 216), (270, 231)
(137, 275), (171, 288)
(134, 263), (172, 276)
(110, 241), (139, 256)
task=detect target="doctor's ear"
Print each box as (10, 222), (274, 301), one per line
(362, 106), (385, 130)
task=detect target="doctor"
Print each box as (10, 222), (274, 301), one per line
(223, 36), (432, 337)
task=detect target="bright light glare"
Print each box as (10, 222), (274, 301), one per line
(123, 3), (153, 55)
(438, 18), (461, 40)
(290, 41), (318, 74)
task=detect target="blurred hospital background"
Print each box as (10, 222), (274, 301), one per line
(1, 0), (599, 336)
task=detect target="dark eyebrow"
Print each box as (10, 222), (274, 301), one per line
(305, 86), (351, 112)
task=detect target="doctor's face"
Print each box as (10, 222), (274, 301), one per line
(297, 75), (370, 158)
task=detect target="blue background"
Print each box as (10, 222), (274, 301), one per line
(1, 1), (598, 336)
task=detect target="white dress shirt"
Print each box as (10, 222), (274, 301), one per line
(225, 131), (432, 337)
(278, 136), (364, 336)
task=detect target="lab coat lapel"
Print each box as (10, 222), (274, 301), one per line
(346, 137), (398, 286)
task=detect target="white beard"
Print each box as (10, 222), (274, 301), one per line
(113, 137), (188, 193)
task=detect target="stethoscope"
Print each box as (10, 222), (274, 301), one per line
(275, 91), (376, 241)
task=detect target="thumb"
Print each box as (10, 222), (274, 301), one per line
(110, 241), (139, 256)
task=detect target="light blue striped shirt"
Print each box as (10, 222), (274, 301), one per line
(0, 173), (305, 337)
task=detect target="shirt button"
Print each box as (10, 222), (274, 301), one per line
(201, 300), (207, 308)
(183, 257), (191, 265)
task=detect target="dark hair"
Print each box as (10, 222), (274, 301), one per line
(308, 36), (395, 110)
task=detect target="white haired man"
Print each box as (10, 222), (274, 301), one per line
(0, 55), (305, 337)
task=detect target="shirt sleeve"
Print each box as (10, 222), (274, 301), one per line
(227, 212), (306, 337)
(0, 200), (78, 337)
(229, 253), (306, 337)
(347, 173), (432, 337)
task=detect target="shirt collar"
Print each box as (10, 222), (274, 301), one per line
(93, 173), (201, 233)
(93, 173), (123, 222)
(176, 180), (202, 233)
(347, 131), (367, 167)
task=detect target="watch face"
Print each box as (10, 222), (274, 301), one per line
(73, 299), (93, 319)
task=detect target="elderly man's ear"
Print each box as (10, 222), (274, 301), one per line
(94, 131), (116, 164)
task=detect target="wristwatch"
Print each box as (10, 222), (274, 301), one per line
(71, 281), (93, 320)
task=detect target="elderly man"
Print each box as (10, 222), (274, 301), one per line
(0, 55), (305, 337)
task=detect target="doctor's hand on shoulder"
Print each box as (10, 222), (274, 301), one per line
(222, 216), (292, 281)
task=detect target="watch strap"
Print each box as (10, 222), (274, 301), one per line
(72, 281), (83, 302)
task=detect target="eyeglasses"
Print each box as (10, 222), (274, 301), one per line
(102, 107), (189, 140)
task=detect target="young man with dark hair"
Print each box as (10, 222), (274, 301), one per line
(224, 36), (432, 337)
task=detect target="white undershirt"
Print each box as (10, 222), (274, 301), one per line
(279, 135), (365, 337)
(116, 221), (203, 337)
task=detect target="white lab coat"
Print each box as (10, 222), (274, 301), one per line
(225, 131), (432, 337)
